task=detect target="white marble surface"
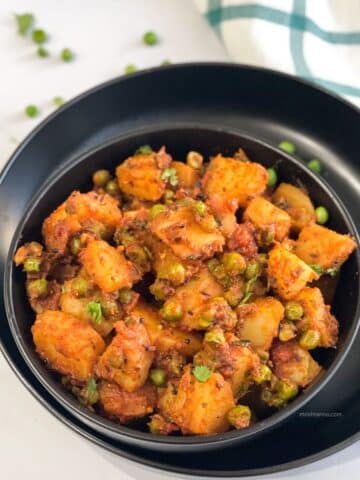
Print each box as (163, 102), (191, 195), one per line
(1, 1), (358, 478)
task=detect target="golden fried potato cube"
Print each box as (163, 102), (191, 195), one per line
(158, 365), (235, 434)
(133, 300), (202, 357)
(268, 245), (318, 299)
(150, 204), (224, 260)
(236, 297), (284, 352)
(98, 381), (157, 423)
(32, 310), (105, 382)
(167, 267), (224, 330)
(95, 318), (154, 392)
(116, 152), (168, 201)
(80, 240), (139, 293)
(42, 191), (122, 254)
(272, 183), (315, 232)
(271, 340), (322, 387)
(202, 154), (268, 207)
(294, 224), (356, 270)
(42, 202), (81, 254)
(171, 161), (198, 189)
(295, 287), (338, 347)
(14, 241), (43, 266)
(243, 196), (291, 241)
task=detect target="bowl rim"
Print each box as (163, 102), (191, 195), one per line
(4, 123), (360, 448)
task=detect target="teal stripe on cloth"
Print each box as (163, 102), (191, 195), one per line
(206, 4), (360, 44)
(208, 0), (223, 37)
(303, 76), (360, 97)
(290, 0), (311, 77)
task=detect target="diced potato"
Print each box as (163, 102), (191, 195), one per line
(171, 161), (198, 189)
(158, 365), (235, 434)
(271, 340), (322, 387)
(268, 245), (318, 299)
(98, 381), (157, 423)
(116, 151), (170, 201)
(272, 183), (315, 232)
(294, 224), (356, 270)
(150, 203), (225, 260)
(243, 197), (291, 241)
(80, 240), (140, 293)
(166, 267), (224, 330)
(42, 191), (122, 254)
(202, 154), (268, 207)
(132, 300), (202, 357)
(95, 318), (154, 392)
(59, 291), (115, 337)
(14, 241), (43, 266)
(32, 310), (105, 382)
(236, 297), (284, 352)
(295, 287), (338, 347)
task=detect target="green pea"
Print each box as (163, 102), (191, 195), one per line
(143, 31), (158, 46)
(224, 289), (242, 308)
(105, 180), (120, 196)
(278, 140), (296, 155)
(204, 330), (225, 344)
(28, 278), (48, 296)
(315, 206), (329, 225)
(222, 252), (246, 276)
(267, 168), (277, 187)
(118, 288), (133, 304)
(53, 96), (65, 106)
(285, 301), (303, 321)
(194, 200), (206, 217)
(161, 59), (171, 66)
(70, 237), (81, 255)
(307, 159), (321, 174)
(93, 169), (111, 188)
(159, 262), (186, 285)
(150, 368), (166, 386)
(254, 364), (272, 384)
(207, 258), (220, 273)
(61, 48), (74, 62)
(276, 380), (298, 401)
(24, 257), (41, 273)
(125, 64), (137, 74)
(149, 204), (166, 219)
(71, 278), (89, 297)
(227, 405), (251, 427)
(198, 311), (214, 329)
(278, 322), (296, 342)
(244, 260), (260, 280)
(299, 329), (321, 350)
(161, 301), (183, 322)
(37, 46), (49, 57)
(186, 151), (203, 169)
(150, 279), (167, 301)
(25, 104), (39, 118)
(32, 29), (47, 44)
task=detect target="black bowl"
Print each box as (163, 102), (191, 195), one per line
(4, 126), (360, 453)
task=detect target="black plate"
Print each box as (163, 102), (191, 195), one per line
(1, 63), (359, 474)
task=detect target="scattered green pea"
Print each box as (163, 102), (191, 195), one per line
(254, 364), (272, 384)
(276, 381), (298, 401)
(278, 140), (296, 155)
(37, 46), (49, 57)
(278, 322), (296, 342)
(15, 13), (34, 36)
(53, 96), (65, 106)
(159, 262), (186, 285)
(285, 301), (303, 321)
(125, 64), (137, 74)
(61, 48), (74, 62)
(105, 180), (120, 196)
(222, 252), (246, 276)
(28, 278), (48, 296)
(194, 200), (206, 217)
(32, 29), (47, 44)
(70, 237), (81, 255)
(267, 168), (277, 187)
(161, 300), (183, 322)
(93, 169), (111, 188)
(150, 368), (166, 386)
(71, 278), (89, 297)
(307, 159), (321, 174)
(135, 145), (153, 155)
(24, 257), (41, 273)
(161, 59), (171, 66)
(143, 31), (158, 46)
(204, 330), (225, 344)
(315, 206), (329, 224)
(25, 104), (39, 118)
(299, 329), (321, 350)
(227, 405), (251, 428)
(149, 204), (166, 219)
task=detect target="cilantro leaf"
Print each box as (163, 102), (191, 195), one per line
(87, 377), (97, 396)
(135, 144), (153, 155)
(192, 365), (212, 383)
(161, 167), (178, 187)
(16, 13), (34, 35)
(86, 301), (103, 324)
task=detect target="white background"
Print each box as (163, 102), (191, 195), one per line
(1, 1), (359, 479)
